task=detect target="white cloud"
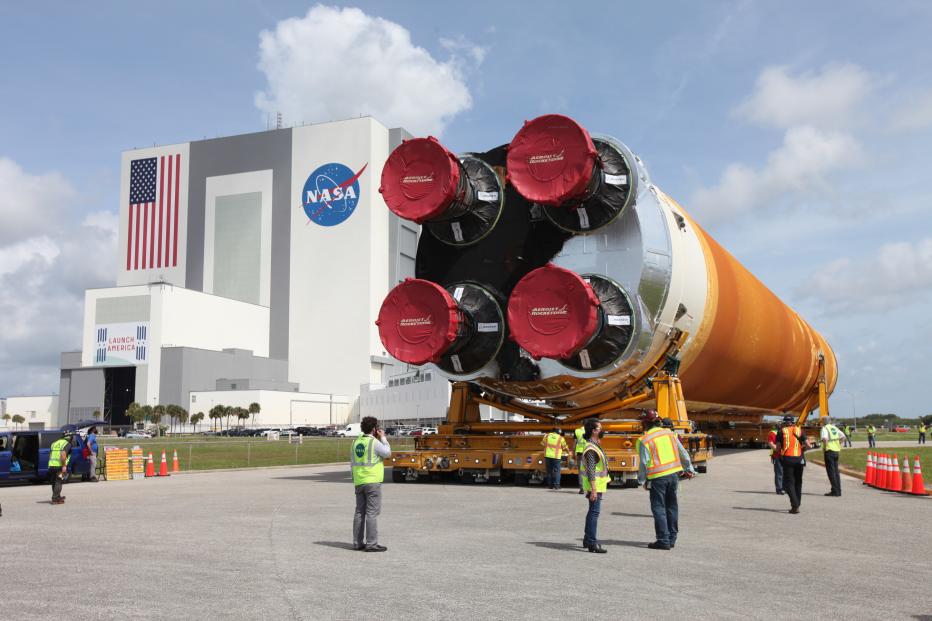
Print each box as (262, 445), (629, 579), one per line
(890, 89), (932, 131)
(735, 63), (874, 129)
(800, 237), (932, 313)
(0, 160), (117, 396)
(690, 125), (862, 220)
(254, 5), (478, 136)
(0, 157), (75, 245)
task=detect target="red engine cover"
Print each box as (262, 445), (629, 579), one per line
(507, 265), (600, 359)
(379, 136), (461, 223)
(376, 278), (461, 365)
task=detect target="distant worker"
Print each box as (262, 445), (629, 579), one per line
(843, 424), (853, 448)
(86, 426), (99, 482)
(919, 422), (927, 445)
(574, 423), (587, 494)
(542, 427), (569, 490)
(774, 415), (811, 514)
(820, 418), (846, 497)
(637, 410), (696, 550)
(661, 417), (675, 431)
(767, 423), (784, 495)
(351, 416), (391, 552)
(581, 419), (609, 553)
(48, 430), (74, 505)
(867, 424), (877, 448)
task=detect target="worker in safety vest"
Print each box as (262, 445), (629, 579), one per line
(637, 410), (696, 550)
(48, 430), (74, 505)
(580, 419), (609, 553)
(574, 422), (588, 495)
(774, 415), (811, 514)
(843, 424), (853, 448)
(350, 416), (391, 552)
(820, 418), (846, 497)
(919, 422), (927, 445)
(766, 423), (784, 495)
(541, 428), (569, 490)
(866, 424), (876, 448)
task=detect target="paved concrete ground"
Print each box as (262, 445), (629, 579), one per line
(2, 449), (930, 620)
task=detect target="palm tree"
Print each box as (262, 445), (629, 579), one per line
(249, 402), (261, 428)
(2, 413), (11, 427)
(12, 414), (25, 430)
(151, 404), (164, 435)
(190, 411), (204, 433)
(209, 405), (225, 432)
(224, 405), (234, 431)
(237, 407), (250, 428)
(140, 405), (153, 429)
(176, 407), (189, 434)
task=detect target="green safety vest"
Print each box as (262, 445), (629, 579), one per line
(867, 426), (876, 435)
(543, 432), (566, 459)
(844, 426), (851, 435)
(823, 424), (843, 452)
(48, 438), (71, 468)
(921, 424), (927, 433)
(574, 427), (586, 454)
(350, 435), (384, 486)
(580, 443), (610, 493)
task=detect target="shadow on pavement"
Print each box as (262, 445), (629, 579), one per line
(732, 506), (787, 513)
(734, 490), (821, 496)
(314, 541), (358, 551)
(527, 541), (588, 552)
(611, 512), (652, 518)
(274, 471), (351, 483)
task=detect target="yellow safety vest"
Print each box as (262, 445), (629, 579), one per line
(638, 427), (684, 480)
(48, 438), (71, 468)
(823, 424), (842, 452)
(543, 432), (567, 459)
(574, 427), (585, 454)
(867, 426), (876, 435)
(921, 424), (927, 433)
(350, 435), (384, 486)
(581, 443), (610, 493)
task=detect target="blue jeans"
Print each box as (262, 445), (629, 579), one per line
(772, 457), (783, 492)
(868, 435), (876, 448)
(649, 474), (679, 547)
(545, 457), (562, 488)
(584, 492), (602, 546)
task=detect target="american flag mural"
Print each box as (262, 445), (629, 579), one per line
(126, 154), (182, 270)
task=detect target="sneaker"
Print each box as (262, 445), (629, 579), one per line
(789, 507), (800, 514)
(776, 490), (784, 495)
(647, 541), (671, 550)
(364, 545), (388, 552)
(587, 545), (607, 554)
(578, 489), (585, 495)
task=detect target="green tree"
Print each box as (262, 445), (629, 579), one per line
(175, 407), (189, 433)
(12, 414), (25, 429)
(140, 405), (153, 429)
(209, 405), (225, 432)
(224, 405), (233, 431)
(237, 407), (250, 428)
(151, 404), (165, 435)
(249, 402), (261, 428)
(190, 411), (204, 433)
(2, 413), (11, 427)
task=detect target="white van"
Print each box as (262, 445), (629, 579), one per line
(337, 423), (362, 437)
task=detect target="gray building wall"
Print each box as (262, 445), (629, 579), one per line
(187, 129), (293, 359)
(214, 378), (298, 391)
(65, 368), (105, 422)
(158, 346), (289, 409)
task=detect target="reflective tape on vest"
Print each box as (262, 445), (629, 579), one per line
(641, 428), (684, 479)
(824, 425), (842, 452)
(574, 427), (585, 454)
(351, 435), (384, 485)
(781, 426), (802, 457)
(544, 433), (565, 459)
(48, 438), (70, 468)
(581, 444), (610, 493)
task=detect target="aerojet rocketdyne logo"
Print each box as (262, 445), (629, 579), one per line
(301, 162), (368, 226)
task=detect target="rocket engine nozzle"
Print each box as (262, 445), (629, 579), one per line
(377, 278), (505, 375)
(507, 115), (636, 233)
(380, 137), (503, 246)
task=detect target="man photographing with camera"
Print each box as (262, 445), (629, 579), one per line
(351, 416), (391, 552)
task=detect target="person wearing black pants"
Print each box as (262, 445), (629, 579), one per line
(774, 415), (811, 514)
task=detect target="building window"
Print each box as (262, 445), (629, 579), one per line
(231, 383), (237, 390)
(192, 395), (197, 402)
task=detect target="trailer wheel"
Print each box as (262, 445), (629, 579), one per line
(514, 472), (529, 486)
(458, 471), (475, 484)
(391, 469), (406, 483)
(488, 475), (501, 485)
(624, 479), (640, 489)
(696, 464), (708, 474)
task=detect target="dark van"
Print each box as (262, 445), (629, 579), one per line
(0, 430), (91, 484)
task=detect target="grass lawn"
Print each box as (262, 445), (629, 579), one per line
(806, 446), (932, 480)
(100, 437), (415, 472)
(846, 431), (922, 442)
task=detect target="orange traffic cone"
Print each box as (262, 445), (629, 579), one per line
(879, 454), (890, 490)
(864, 452), (874, 486)
(145, 452), (155, 477)
(900, 456), (913, 494)
(171, 449), (180, 474)
(910, 456), (930, 496)
(158, 450), (169, 477)
(875, 454), (885, 489)
(890, 454), (901, 492)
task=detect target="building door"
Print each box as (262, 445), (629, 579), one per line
(104, 366), (136, 426)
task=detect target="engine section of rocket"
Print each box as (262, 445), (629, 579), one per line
(376, 114), (837, 415)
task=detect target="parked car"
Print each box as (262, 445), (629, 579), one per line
(420, 427), (439, 435)
(336, 423), (362, 437)
(0, 430), (92, 484)
(893, 425), (911, 432)
(279, 429), (298, 437)
(124, 430), (152, 439)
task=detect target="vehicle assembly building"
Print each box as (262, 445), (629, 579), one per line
(57, 117), (422, 427)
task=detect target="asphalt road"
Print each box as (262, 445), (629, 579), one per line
(2, 449), (930, 620)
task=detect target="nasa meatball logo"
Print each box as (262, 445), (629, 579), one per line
(301, 162), (368, 226)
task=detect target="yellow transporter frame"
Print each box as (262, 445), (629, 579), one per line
(387, 333), (715, 485)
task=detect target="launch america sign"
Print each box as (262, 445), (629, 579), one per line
(301, 162), (368, 226)
(94, 322), (150, 366)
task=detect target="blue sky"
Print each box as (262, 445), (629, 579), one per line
(1, 1), (931, 417)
